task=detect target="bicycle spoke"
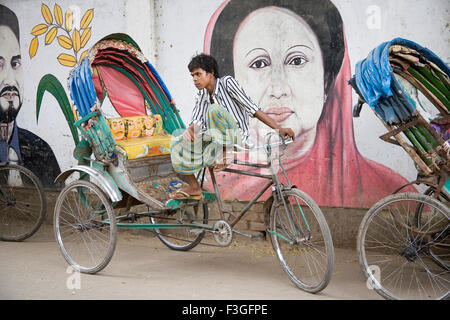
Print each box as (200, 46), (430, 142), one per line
(270, 189), (333, 293)
(359, 193), (449, 300)
(151, 202), (208, 251)
(0, 165), (46, 241)
(54, 181), (116, 274)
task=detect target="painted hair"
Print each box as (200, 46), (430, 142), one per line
(0, 4), (20, 43)
(208, 0), (344, 95)
(188, 53), (220, 78)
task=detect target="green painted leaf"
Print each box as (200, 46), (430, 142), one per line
(36, 74), (79, 145)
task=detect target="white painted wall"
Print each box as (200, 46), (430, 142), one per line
(2, 0), (449, 189)
(337, 0), (450, 183)
(155, 0), (450, 184)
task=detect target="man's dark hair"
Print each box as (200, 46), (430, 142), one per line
(0, 4), (20, 43)
(188, 54), (220, 78)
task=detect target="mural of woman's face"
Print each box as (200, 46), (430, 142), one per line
(233, 6), (324, 152)
(0, 25), (23, 122)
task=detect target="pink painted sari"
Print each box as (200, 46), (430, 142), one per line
(203, 1), (415, 208)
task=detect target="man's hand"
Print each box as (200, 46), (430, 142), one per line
(279, 127), (295, 141)
(254, 110), (294, 141)
(182, 124), (200, 142)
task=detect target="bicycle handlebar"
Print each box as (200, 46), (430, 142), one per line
(232, 134), (293, 152)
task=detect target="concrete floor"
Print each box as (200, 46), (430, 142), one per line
(0, 224), (382, 301)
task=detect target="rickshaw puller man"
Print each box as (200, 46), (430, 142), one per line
(170, 54), (294, 200)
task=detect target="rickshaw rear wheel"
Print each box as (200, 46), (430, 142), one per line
(54, 180), (117, 274)
(414, 187), (450, 272)
(358, 192), (449, 300)
(150, 201), (209, 251)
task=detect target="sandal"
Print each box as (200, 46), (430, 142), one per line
(169, 189), (203, 200)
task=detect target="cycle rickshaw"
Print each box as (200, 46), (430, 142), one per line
(51, 33), (334, 294)
(350, 38), (450, 300)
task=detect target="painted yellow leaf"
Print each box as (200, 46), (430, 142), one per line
(41, 4), (53, 25)
(54, 4), (63, 26)
(29, 37), (38, 58)
(79, 50), (88, 62)
(31, 24), (48, 36)
(80, 28), (91, 48)
(72, 104), (79, 121)
(65, 9), (73, 32)
(57, 35), (73, 49)
(72, 29), (81, 52)
(80, 9), (94, 29)
(57, 53), (76, 67)
(45, 27), (58, 45)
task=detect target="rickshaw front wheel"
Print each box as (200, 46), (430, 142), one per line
(54, 179), (117, 274)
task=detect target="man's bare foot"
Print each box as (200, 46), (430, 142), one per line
(169, 186), (203, 200)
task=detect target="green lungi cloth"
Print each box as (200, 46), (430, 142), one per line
(170, 103), (242, 175)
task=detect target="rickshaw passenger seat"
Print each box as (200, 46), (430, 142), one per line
(106, 114), (172, 160)
(115, 135), (171, 159)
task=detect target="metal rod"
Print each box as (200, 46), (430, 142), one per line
(115, 222), (213, 230)
(267, 229), (294, 244)
(232, 229), (264, 239)
(222, 167), (272, 179)
(198, 168), (206, 188)
(232, 159), (271, 168)
(230, 180), (273, 227)
(208, 167), (227, 220)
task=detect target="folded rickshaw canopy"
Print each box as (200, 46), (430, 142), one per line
(351, 38), (450, 124)
(68, 33), (185, 135)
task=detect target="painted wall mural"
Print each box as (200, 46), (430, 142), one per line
(31, 4), (96, 188)
(29, 4), (93, 67)
(1, 0), (444, 209)
(203, 0), (416, 208)
(0, 4), (61, 188)
(31, 3), (96, 152)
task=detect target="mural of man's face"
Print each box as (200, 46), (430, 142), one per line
(0, 25), (23, 122)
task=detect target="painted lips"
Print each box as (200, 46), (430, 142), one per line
(265, 107), (294, 123)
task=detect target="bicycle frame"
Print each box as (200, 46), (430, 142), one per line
(207, 161), (273, 228)
(203, 134), (311, 241)
(98, 133), (309, 240)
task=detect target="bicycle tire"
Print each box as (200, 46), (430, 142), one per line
(415, 187), (450, 271)
(54, 180), (117, 274)
(0, 164), (46, 241)
(269, 188), (334, 293)
(150, 201), (209, 251)
(357, 192), (449, 300)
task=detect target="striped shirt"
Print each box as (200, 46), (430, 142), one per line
(189, 76), (260, 139)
